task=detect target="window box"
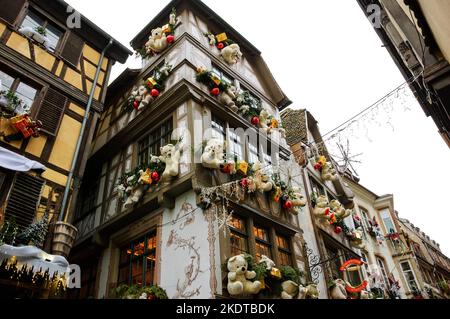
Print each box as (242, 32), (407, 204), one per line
(19, 26), (50, 49)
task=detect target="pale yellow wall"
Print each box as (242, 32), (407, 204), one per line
(64, 67), (83, 90)
(33, 45), (56, 72)
(0, 22), (6, 36)
(83, 44), (108, 71)
(42, 168), (68, 187)
(6, 32), (31, 59)
(68, 102), (86, 117)
(83, 60), (105, 84)
(85, 80), (101, 100)
(25, 135), (47, 158)
(55, 61), (64, 76)
(48, 115), (82, 171)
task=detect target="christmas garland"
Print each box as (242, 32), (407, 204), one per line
(116, 157), (165, 201)
(200, 147), (306, 215)
(136, 8), (181, 59)
(204, 31), (235, 50)
(125, 63), (172, 113)
(203, 32), (243, 65)
(115, 284), (168, 299)
(196, 67), (285, 135)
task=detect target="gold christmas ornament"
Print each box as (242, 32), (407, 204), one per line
(216, 32), (228, 43)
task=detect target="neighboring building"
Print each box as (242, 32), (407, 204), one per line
(397, 216), (450, 299)
(69, 0), (315, 300)
(282, 108), (378, 299)
(357, 0), (450, 147)
(0, 0), (130, 296)
(343, 176), (407, 299)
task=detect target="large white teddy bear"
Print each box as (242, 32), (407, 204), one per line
(159, 144), (182, 182)
(321, 161), (338, 181)
(227, 254), (262, 296)
(258, 109), (271, 133)
(218, 86), (238, 112)
(281, 280), (299, 299)
(289, 187), (307, 215)
(145, 27), (168, 53)
(201, 138), (224, 169)
(330, 278), (348, 299)
(313, 195), (331, 222)
(298, 283), (320, 299)
(252, 161), (273, 192)
(221, 43), (242, 65)
(329, 199), (351, 219)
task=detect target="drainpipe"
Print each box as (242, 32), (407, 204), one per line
(58, 39), (114, 223)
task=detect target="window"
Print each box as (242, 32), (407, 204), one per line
(359, 207), (371, 231)
(400, 261), (419, 292)
(0, 69), (37, 113)
(324, 243), (342, 280)
(309, 175), (325, 197)
(380, 209), (396, 234)
(248, 141), (259, 164)
(229, 216), (249, 256)
(118, 232), (157, 287)
(228, 129), (243, 161)
(227, 212), (295, 266)
(138, 118), (173, 165)
(253, 225), (271, 261)
(376, 257), (390, 288)
(212, 65), (233, 86)
(211, 115), (226, 142)
(276, 234), (292, 266)
(21, 10), (63, 52)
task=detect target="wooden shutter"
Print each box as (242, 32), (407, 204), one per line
(0, 0), (26, 25)
(60, 32), (85, 68)
(36, 87), (67, 135)
(5, 173), (45, 232)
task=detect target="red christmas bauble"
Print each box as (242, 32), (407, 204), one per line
(133, 101), (139, 109)
(334, 226), (342, 234)
(151, 89), (160, 98)
(217, 43), (224, 50)
(251, 116), (260, 125)
(210, 87), (220, 96)
(151, 171), (159, 181)
(167, 35), (175, 43)
(283, 200), (293, 210)
(240, 178), (249, 188)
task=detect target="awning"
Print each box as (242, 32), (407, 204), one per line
(0, 147), (46, 171)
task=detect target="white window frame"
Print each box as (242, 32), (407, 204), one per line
(400, 260), (420, 293)
(380, 209), (397, 235)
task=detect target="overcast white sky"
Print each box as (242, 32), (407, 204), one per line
(67, 0), (450, 255)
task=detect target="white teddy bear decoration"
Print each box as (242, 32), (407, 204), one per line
(227, 254), (262, 296)
(201, 138), (225, 169)
(221, 43), (243, 65)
